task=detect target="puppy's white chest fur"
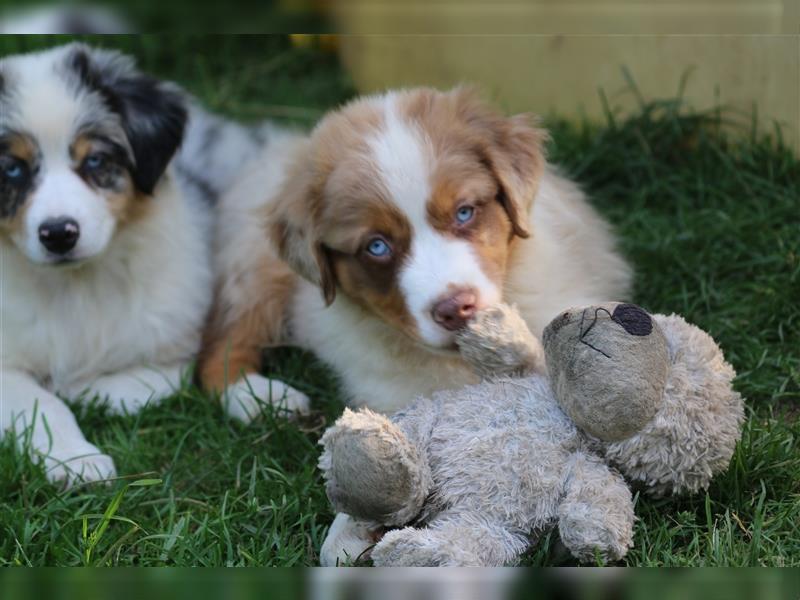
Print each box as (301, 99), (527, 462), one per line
(290, 280), (478, 413)
(1, 175), (212, 394)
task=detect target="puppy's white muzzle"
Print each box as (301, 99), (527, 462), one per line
(399, 230), (501, 348)
(14, 169), (116, 265)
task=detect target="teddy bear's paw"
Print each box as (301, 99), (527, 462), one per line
(558, 514), (633, 564)
(319, 409), (432, 525)
(371, 527), (463, 567)
(558, 454), (635, 563)
(456, 304), (545, 378)
(372, 512), (529, 567)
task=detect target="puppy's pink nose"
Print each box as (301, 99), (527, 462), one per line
(431, 288), (478, 331)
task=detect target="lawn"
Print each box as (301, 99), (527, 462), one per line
(1, 36), (798, 567)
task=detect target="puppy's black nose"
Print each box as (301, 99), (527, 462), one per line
(38, 218), (80, 255)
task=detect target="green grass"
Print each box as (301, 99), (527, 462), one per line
(1, 36), (798, 566)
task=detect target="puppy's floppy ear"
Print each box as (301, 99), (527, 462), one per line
(453, 86), (547, 239)
(267, 148), (337, 306)
(487, 113), (547, 239)
(67, 44), (187, 195)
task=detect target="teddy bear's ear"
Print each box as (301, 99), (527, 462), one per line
(601, 313), (745, 497)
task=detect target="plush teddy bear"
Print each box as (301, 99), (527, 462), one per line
(318, 303), (745, 566)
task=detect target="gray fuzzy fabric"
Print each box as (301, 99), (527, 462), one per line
(319, 303), (744, 566)
(321, 374), (634, 566)
(600, 313), (745, 496)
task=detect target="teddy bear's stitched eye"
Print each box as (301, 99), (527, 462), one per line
(611, 304), (652, 336)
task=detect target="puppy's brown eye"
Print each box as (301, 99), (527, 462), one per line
(455, 205), (475, 225)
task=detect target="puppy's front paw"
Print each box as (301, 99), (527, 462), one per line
(41, 442), (117, 489)
(80, 376), (156, 414)
(65, 365), (185, 415)
(456, 304), (545, 378)
(223, 374), (310, 423)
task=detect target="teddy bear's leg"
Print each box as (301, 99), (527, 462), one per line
(319, 408), (432, 526)
(455, 304), (546, 379)
(371, 510), (529, 567)
(557, 452), (635, 563)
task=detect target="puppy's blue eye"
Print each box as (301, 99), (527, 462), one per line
(366, 238), (391, 258)
(3, 161), (26, 181)
(456, 205), (475, 224)
(83, 154), (105, 170)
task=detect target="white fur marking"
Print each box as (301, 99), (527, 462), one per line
(367, 94), (432, 225)
(366, 96), (501, 346)
(400, 229), (501, 347)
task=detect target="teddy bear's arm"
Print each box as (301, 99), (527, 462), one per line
(557, 452), (635, 563)
(456, 304), (545, 379)
(371, 509), (531, 567)
(318, 400), (443, 565)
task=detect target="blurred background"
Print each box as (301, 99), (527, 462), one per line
(331, 0), (799, 153)
(1, 0), (798, 151)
